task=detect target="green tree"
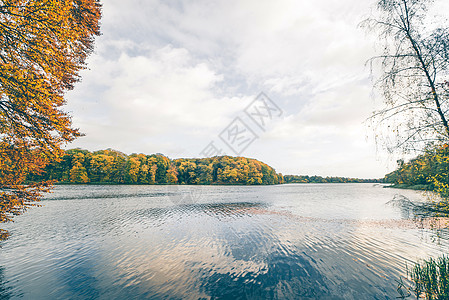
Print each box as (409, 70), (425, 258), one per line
(176, 160), (198, 184)
(154, 155), (170, 184)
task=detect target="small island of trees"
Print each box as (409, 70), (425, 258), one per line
(29, 149), (284, 185)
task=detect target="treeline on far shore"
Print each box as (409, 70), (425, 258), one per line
(29, 149), (283, 185)
(384, 144), (449, 197)
(283, 175), (383, 184)
(28, 148), (382, 186)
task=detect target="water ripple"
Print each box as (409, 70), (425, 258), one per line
(1, 184), (449, 299)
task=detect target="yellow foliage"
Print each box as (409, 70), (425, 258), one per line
(0, 1), (102, 238)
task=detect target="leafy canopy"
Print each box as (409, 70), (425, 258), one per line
(30, 149), (284, 186)
(0, 0), (101, 239)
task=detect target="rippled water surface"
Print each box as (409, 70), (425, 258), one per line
(1, 184), (449, 299)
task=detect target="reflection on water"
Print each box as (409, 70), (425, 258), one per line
(387, 193), (449, 240)
(1, 184), (449, 299)
(0, 267), (13, 300)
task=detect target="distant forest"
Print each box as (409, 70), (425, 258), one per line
(28, 149), (381, 185)
(29, 149), (283, 185)
(283, 175), (382, 184)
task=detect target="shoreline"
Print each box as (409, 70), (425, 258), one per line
(46, 181), (382, 186)
(384, 184), (432, 191)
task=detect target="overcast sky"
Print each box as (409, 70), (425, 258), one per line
(63, 0), (448, 178)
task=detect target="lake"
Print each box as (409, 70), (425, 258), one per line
(1, 183), (448, 299)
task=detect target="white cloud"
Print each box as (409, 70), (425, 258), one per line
(63, 0), (417, 178)
(67, 43), (253, 156)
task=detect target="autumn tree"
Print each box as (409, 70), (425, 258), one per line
(69, 152), (89, 183)
(89, 153), (114, 182)
(166, 165), (178, 184)
(0, 1), (101, 238)
(364, 0), (449, 153)
(33, 149), (283, 186)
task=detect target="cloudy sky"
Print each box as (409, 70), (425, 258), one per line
(63, 0), (447, 178)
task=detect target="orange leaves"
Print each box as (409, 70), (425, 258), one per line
(0, 1), (102, 237)
(0, 140), (55, 223)
(0, 1), (102, 150)
(69, 161), (89, 183)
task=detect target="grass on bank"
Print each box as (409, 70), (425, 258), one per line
(399, 255), (449, 299)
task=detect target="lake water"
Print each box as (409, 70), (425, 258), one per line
(1, 184), (449, 299)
